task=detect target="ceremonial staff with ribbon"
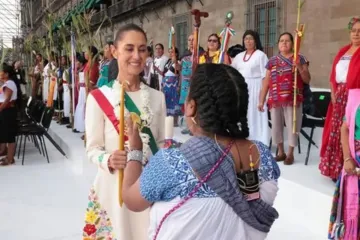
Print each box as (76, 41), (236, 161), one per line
(218, 11), (236, 64)
(168, 26), (177, 74)
(191, 9), (209, 73)
(118, 81), (125, 206)
(292, 0), (306, 133)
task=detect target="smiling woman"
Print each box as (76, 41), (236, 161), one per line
(82, 24), (166, 240)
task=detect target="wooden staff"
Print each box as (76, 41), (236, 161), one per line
(168, 26), (177, 74)
(292, 0), (305, 134)
(218, 11), (235, 64)
(191, 9), (209, 73)
(118, 82), (125, 207)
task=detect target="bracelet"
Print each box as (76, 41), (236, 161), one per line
(127, 150), (143, 163)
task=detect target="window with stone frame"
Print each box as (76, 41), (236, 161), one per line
(246, 0), (282, 57)
(173, 14), (191, 57)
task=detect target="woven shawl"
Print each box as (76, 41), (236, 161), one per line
(180, 136), (279, 233)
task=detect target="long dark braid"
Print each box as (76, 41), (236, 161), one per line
(188, 63), (249, 139)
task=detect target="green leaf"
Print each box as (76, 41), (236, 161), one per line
(96, 237), (105, 240)
(95, 217), (101, 225)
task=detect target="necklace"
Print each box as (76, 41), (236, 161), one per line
(243, 50), (256, 62)
(113, 80), (154, 162)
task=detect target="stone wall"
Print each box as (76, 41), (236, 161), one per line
(284, 0), (360, 88)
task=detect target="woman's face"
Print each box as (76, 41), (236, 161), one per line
(168, 48), (176, 58)
(244, 34), (256, 51)
(85, 52), (90, 61)
(115, 30), (147, 77)
(278, 34), (293, 54)
(104, 44), (112, 59)
(76, 60), (82, 69)
(0, 71), (8, 82)
(207, 35), (220, 51)
(350, 22), (360, 47)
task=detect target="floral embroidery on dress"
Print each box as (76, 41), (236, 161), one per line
(82, 188), (117, 240)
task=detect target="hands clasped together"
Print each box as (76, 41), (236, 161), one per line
(108, 118), (143, 171)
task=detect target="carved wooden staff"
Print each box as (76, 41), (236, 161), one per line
(292, 0), (306, 133)
(218, 11), (235, 64)
(191, 9), (209, 73)
(118, 82), (125, 207)
(168, 26), (177, 74)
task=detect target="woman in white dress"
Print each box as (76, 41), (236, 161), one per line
(74, 55), (87, 133)
(121, 63), (280, 240)
(82, 24), (166, 240)
(232, 30), (269, 145)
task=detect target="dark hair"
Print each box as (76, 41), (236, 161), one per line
(76, 52), (87, 65)
(207, 33), (221, 49)
(155, 43), (164, 50)
(89, 45), (98, 57)
(227, 44), (245, 58)
(114, 23), (147, 46)
(170, 47), (179, 60)
(36, 53), (42, 58)
(188, 63), (249, 138)
(278, 32), (294, 44)
(242, 30), (264, 51)
(147, 46), (153, 57)
(2, 63), (22, 107)
(106, 40), (114, 46)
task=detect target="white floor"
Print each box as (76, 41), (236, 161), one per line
(0, 122), (334, 240)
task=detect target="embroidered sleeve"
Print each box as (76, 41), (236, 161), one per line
(139, 149), (178, 202)
(255, 141), (281, 183)
(299, 54), (309, 65)
(85, 94), (112, 173)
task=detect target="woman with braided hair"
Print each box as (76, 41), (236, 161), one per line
(121, 63), (280, 239)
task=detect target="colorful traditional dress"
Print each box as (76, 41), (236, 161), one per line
(319, 56), (350, 179)
(328, 89), (360, 239)
(140, 137), (280, 239)
(265, 54), (308, 148)
(320, 45), (360, 180)
(83, 80), (166, 240)
(199, 50), (230, 64)
(232, 50), (269, 144)
(96, 60), (111, 88)
(179, 55), (192, 107)
(161, 59), (180, 116)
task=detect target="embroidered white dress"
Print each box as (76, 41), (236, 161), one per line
(42, 63), (50, 102)
(62, 69), (71, 118)
(151, 55), (169, 91)
(83, 81), (166, 240)
(74, 72), (86, 132)
(232, 51), (270, 145)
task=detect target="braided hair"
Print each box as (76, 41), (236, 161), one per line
(188, 63), (249, 139)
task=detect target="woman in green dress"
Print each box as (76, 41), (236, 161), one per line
(97, 42), (115, 87)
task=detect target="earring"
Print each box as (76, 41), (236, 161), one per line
(191, 113), (197, 125)
(191, 117), (197, 125)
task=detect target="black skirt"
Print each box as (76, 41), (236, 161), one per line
(0, 107), (17, 143)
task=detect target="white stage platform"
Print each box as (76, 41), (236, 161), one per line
(0, 121), (334, 240)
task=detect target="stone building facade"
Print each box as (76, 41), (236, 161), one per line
(22, 0), (360, 88)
